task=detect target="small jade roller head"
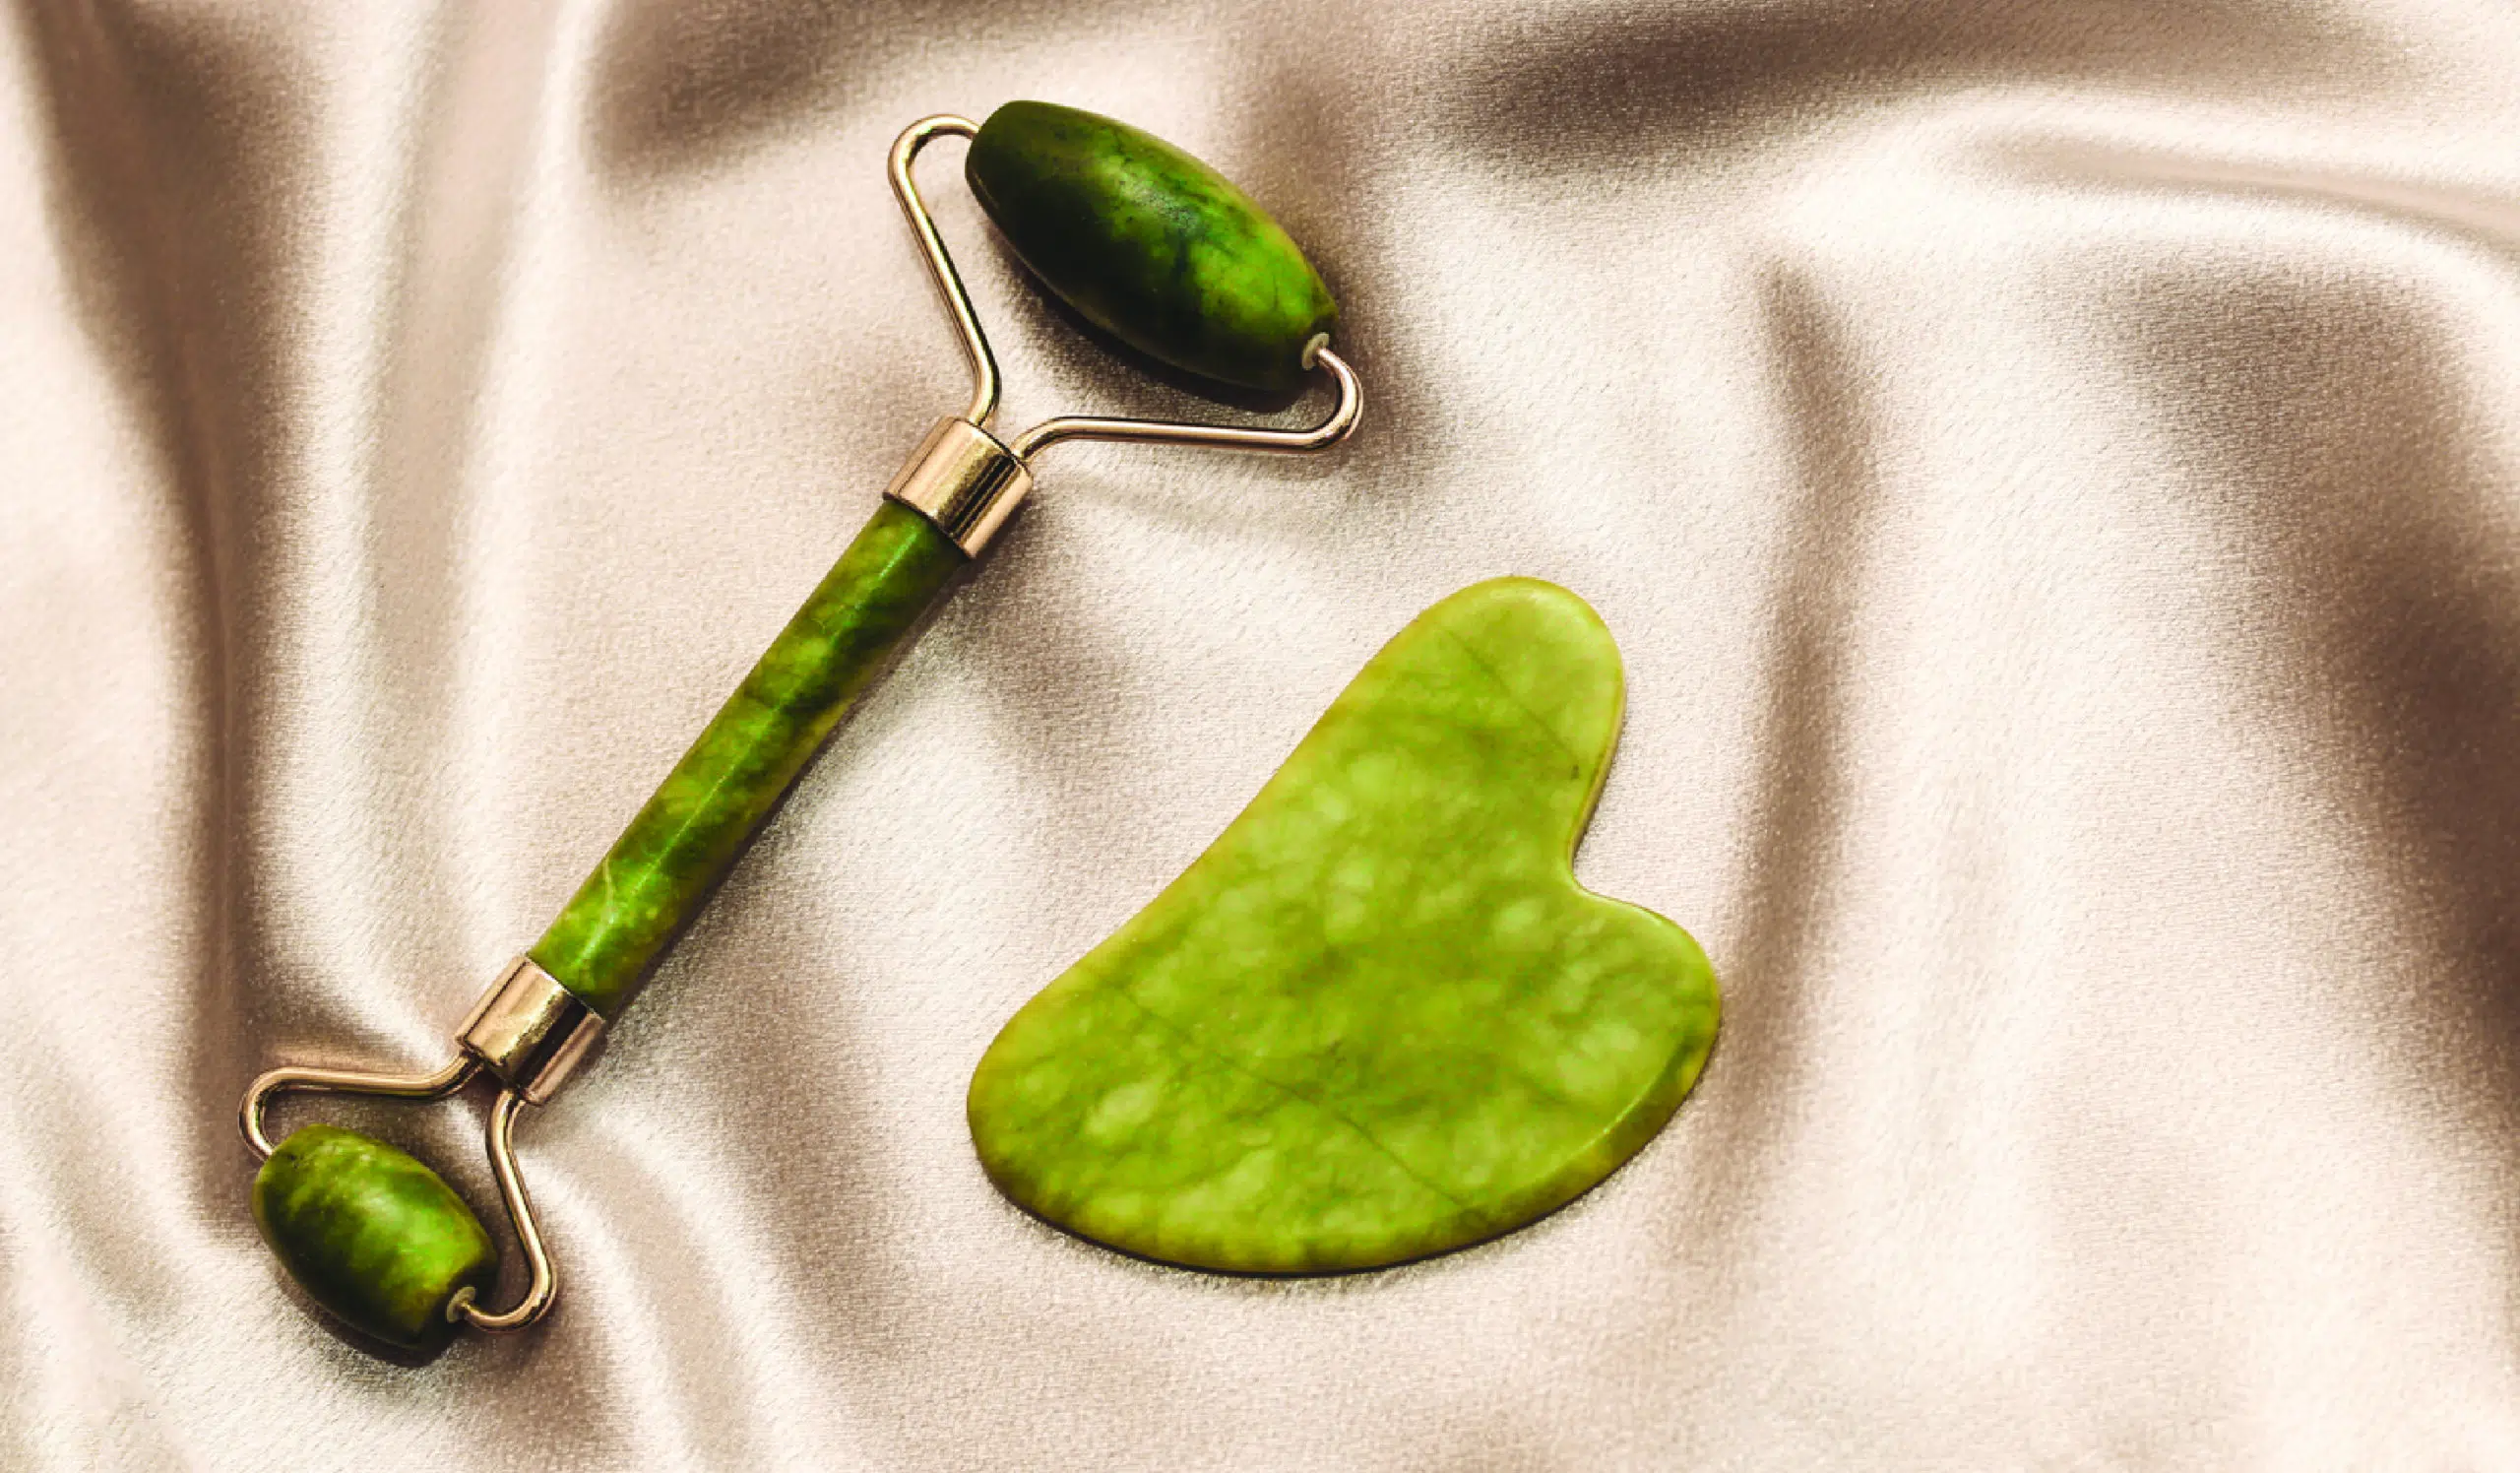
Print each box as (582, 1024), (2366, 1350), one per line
(252, 1126), (496, 1351)
(967, 100), (1339, 391)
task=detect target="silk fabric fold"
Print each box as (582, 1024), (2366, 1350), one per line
(5, 1), (2520, 1467)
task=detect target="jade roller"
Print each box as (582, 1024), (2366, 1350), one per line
(238, 102), (1360, 1351)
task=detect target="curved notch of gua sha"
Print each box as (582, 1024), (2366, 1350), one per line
(969, 578), (1720, 1273)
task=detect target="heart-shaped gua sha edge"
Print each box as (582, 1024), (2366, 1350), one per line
(968, 578), (1721, 1273)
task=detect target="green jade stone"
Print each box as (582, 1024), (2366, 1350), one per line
(533, 500), (964, 1017)
(968, 100), (1339, 391)
(252, 1125), (497, 1350)
(969, 579), (1721, 1273)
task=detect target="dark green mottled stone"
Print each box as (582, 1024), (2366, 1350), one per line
(532, 500), (963, 1017)
(968, 100), (1339, 391)
(969, 579), (1721, 1274)
(252, 1125), (496, 1350)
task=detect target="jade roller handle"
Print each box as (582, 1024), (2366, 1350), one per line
(529, 496), (969, 1020)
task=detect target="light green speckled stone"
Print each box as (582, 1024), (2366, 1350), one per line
(968, 578), (1720, 1273)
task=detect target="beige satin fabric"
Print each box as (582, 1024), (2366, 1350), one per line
(7, 1), (2520, 1466)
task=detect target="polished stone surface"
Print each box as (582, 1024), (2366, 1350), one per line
(251, 1125), (496, 1351)
(968, 100), (1339, 390)
(969, 579), (1721, 1273)
(532, 501), (964, 1017)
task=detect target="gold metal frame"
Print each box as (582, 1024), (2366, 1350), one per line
(239, 110), (1364, 1345)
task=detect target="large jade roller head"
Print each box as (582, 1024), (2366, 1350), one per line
(238, 105), (1359, 1355)
(967, 100), (1338, 391)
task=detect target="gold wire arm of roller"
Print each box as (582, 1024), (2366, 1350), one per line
(1009, 342), (1359, 458)
(447, 1090), (554, 1331)
(888, 115), (1363, 465)
(239, 1054), (478, 1160)
(890, 115), (1001, 427)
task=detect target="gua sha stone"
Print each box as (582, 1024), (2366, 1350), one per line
(968, 100), (1339, 391)
(969, 579), (1721, 1273)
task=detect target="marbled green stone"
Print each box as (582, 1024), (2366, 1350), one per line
(968, 579), (1721, 1273)
(252, 1125), (496, 1350)
(533, 500), (963, 1017)
(968, 100), (1339, 391)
